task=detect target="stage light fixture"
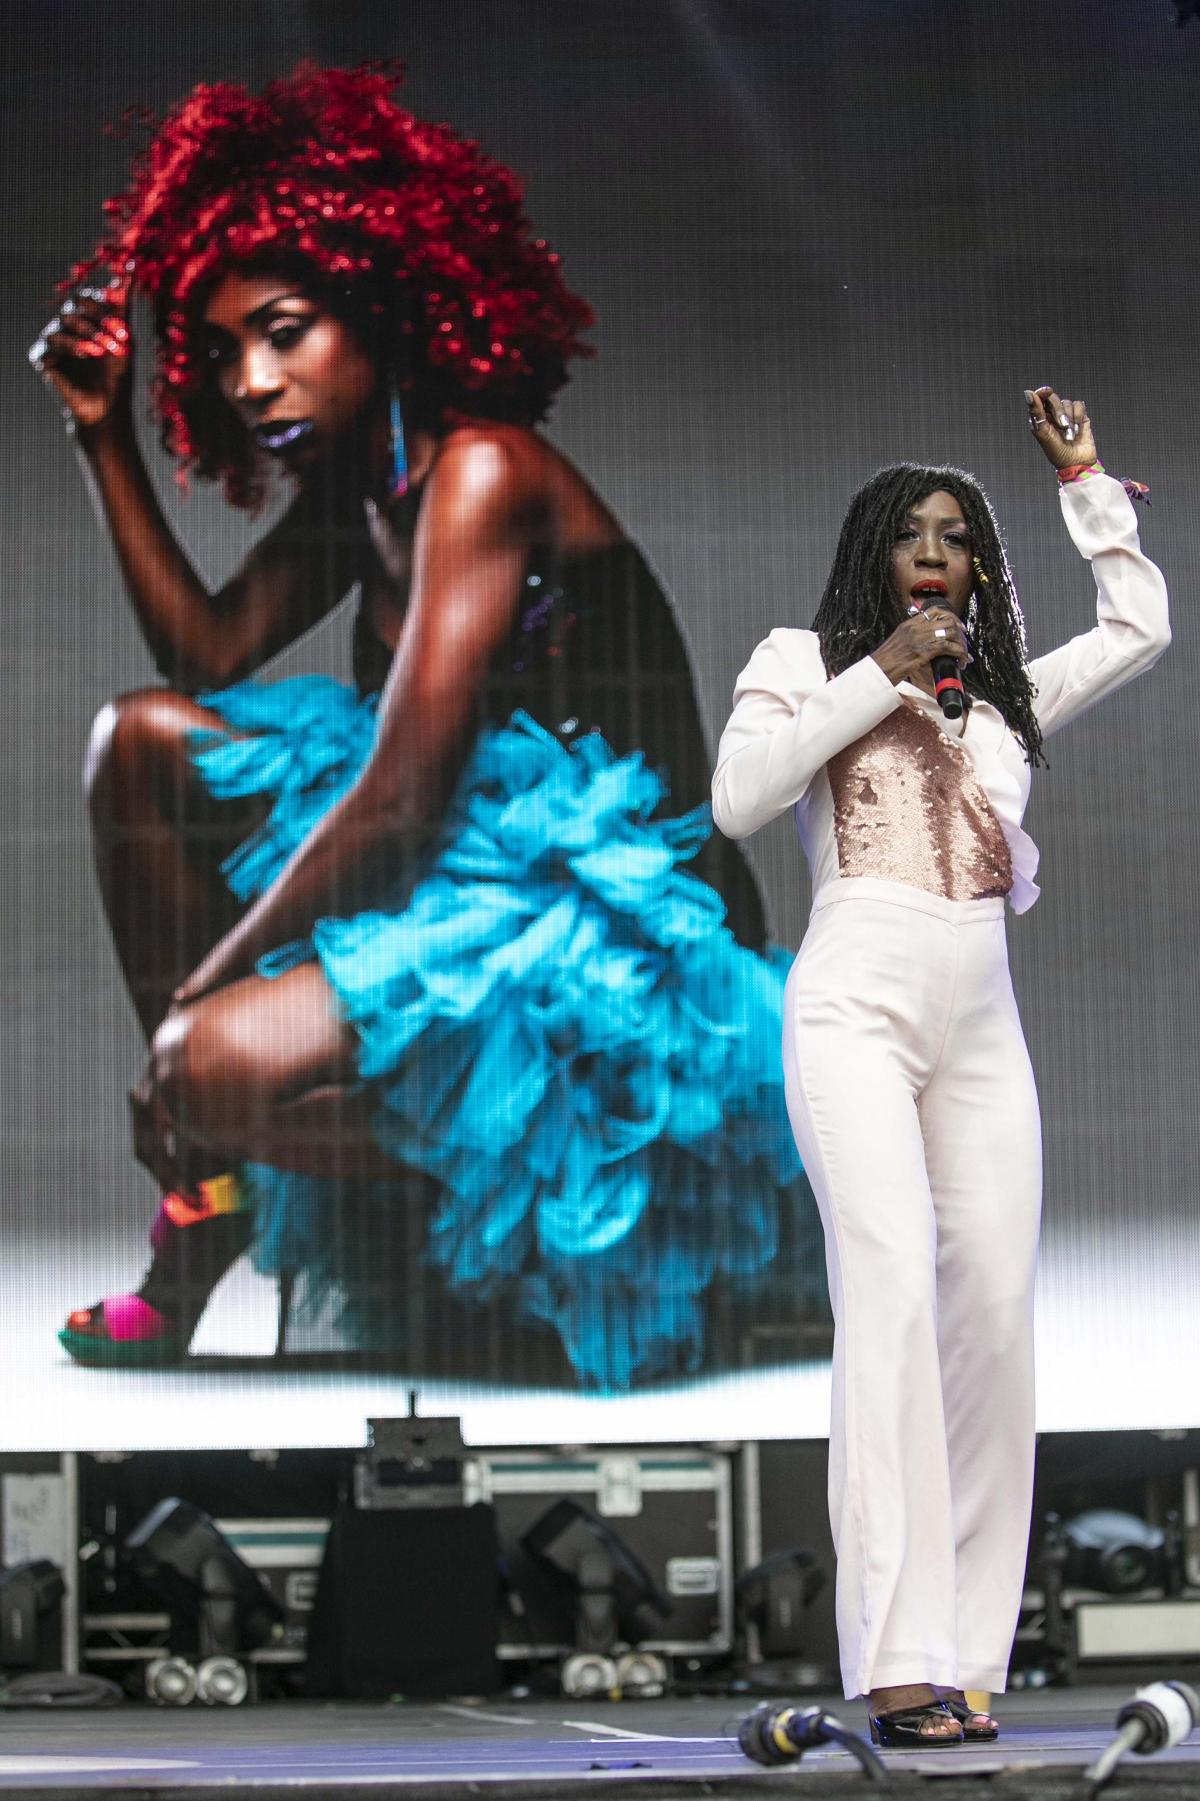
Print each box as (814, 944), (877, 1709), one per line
(1063, 1510), (1166, 1596)
(614, 1649), (669, 1698)
(145, 1655), (198, 1707)
(0, 1561), (65, 1672)
(522, 1499), (671, 1651)
(559, 1651), (620, 1699)
(736, 1548), (825, 1658)
(126, 1498), (284, 1659)
(195, 1654), (250, 1706)
(355, 1409), (468, 1510)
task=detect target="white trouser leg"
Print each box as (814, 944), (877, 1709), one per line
(920, 927), (1042, 1694)
(783, 886), (1040, 1701)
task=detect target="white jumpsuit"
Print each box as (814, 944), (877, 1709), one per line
(711, 474), (1169, 1698)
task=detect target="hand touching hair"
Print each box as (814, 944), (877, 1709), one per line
(70, 62), (594, 507)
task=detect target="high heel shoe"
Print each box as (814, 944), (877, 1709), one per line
(866, 1700), (964, 1748)
(941, 1695), (1000, 1741)
(59, 1174), (261, 1367)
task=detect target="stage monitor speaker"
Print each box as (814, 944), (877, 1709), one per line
(305, 1505), (500, 1698)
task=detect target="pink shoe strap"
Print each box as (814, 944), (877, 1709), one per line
(101, 1293), (173, 1344)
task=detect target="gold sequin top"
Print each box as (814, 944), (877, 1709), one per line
(827, 701), (1013, 901)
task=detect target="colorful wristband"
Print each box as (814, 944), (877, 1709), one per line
(1057, 461), (1150, 506)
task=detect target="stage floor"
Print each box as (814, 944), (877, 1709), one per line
(1, 1687), (1200, 1797)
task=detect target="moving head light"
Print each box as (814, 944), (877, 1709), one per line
(0, 1561), (65, 1672)
(522, 1499), (671, 1649)
(126, 1499), (284, 1658)
(1063, 1510), (1166, 1597)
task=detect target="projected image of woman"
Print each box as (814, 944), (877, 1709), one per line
(30, 63), (823, 1387)
(713, 393), (1168, 1743)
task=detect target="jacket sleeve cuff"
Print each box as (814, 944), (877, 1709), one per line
(1057, 470), (1139, 560)
(834, 649), (904, 719)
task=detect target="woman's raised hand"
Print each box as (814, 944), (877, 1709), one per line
(1025, 385), (1098, 471)
(28, 276), (132, 431)
(871, 605), (973, 689)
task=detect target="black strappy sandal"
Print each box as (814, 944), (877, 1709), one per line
(866, 1699), (964, 1748)
(941, 1695), (1000, 1741)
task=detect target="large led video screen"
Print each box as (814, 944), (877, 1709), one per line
(3, 0), (1197, 1450)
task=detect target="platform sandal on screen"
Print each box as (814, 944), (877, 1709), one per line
(58, 1174), (278, 1367)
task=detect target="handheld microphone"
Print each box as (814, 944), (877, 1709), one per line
(931, 653), (965, 721)
(908, 598), (965, 721)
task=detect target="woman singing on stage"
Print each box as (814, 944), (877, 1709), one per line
(712, 389), (1169, 1744)
(31, 62), (823, 1388)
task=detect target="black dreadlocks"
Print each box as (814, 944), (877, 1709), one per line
(811, 463), (1045, 767)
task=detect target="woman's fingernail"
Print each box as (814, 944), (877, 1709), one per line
(1059, 414), (1069, 427)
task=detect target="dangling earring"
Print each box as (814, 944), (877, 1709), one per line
(972, 555), (989, 589)
(388, 380), (408, 499)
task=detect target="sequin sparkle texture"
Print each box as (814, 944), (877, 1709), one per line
(827, 702), (1013, 901)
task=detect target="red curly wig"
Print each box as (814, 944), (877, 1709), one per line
(73, 61), (594, 507)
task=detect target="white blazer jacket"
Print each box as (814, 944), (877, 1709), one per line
(711, 474), (1170, 914)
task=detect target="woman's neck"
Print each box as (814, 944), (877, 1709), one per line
(292, 417), (442, 515)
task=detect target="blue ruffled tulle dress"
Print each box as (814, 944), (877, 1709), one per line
(191, 541), (828, 1389)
